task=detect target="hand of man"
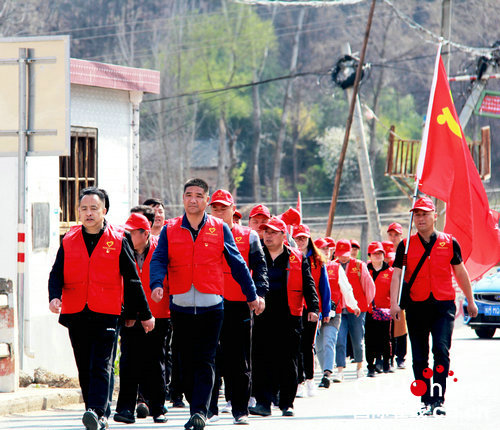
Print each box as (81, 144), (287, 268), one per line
(141, 317), (155, 333)
(323, 316), (331, 324)
(390, 303), (401, 321)
(353, 307), (361, 317)
(257, 296), (266, 315)
(467, 300), (478, 318)
(307, 312), (319, 322)
(124, 320), (135, 327)
(49, 298), (61, 314)
(248, 298), (260, 314)
(151, 287), (163, 303)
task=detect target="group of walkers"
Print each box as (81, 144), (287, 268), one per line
(48, 178), (478, 430)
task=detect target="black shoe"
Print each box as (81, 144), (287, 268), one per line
(99, 417), (109, 429)
(248, 404), (271, 417)
(375, 364), (383, 373)
(185, 412), (206, 430)
(432, 401), (446, 416)
(383, 366), (395, 373)
(319, 375), (331, 388)
(172, 399), (186, 408)
(82, 410), (100, 430)
(114, 410), (135, 424)
(281, 408), (294, 417)
(154, 414), (168, 423)
(397, 360), (406, 369)
(367, 369), (376, 377)
(136, 402), (149, 419)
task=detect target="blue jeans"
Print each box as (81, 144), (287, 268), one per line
(335, 312), (366, 368)
(316, 323), (339, 373)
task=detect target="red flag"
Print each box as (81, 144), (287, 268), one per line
(417, 51), (500, 280)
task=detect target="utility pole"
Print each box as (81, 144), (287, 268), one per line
(343, 43), (382, 243)
(325, 0), (380, 240)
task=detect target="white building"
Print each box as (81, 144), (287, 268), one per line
(0, 58), (160, 384)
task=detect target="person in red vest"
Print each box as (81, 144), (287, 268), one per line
(332, 239), (375, 382)
(350, 239), (361, 259)
(233, 208), (242, 225)
(390, 197), (478, 416)
(387, 222), (403, 248)
(323, 237), (336, 260)
(48, 187), (154, 430)
(149, 178), (260, 430)
(208, 189), (268, 425)
(249, 217), (319, 418)
(248, 204), (271, 240)
(315, 239), (359, 388)
(143, 198), (166, 237)
(365, 241), (394, 377)
(113, 213), (170, 425)
(292, 225), (331, 398)
(382, 241), (396, 266)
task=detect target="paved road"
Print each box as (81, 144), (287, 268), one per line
(0, 324), (498, 430)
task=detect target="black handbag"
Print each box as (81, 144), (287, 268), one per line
(399, 242), (434, 310)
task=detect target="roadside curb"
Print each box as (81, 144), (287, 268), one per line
(0, 388), (83, 416)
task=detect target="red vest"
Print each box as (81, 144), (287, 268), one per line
(137, 236), (170, 318)
(287, 247), (305, 316)
(326, 261), (343, 314)
(223, 224), (251, 302)
(167, 215), (225, 295)
(308, 254), (323, 312)
(404, 232), (455, 301)
(341, 258), (369, 313)
(369, 265), (393, 308)
(62, 224), (124, 315)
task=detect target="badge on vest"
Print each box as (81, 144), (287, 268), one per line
(206, 227), (218, 236)
(103, 241), (116, 253)
(437, 241), (448, 249)
(235, 236), (242, 242)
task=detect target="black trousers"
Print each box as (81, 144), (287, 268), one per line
(406, 296), (456, 404)
(210, 301), (252, 418)
(171, 308), (224, 417)
(68, 318), (117, 418)
(297, 312), (318, 382)
(252, 312), (302, 410)
(116, 318), (170, 416)
(364, 313), (391, 370)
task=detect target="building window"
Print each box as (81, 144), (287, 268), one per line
(59, 127), (98, 236)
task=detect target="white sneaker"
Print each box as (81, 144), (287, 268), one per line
(296, 382), (305, 398)
(333, 371), (344, 383)
(356, 368), (365, 378)
(233, 415), (250, 425)
(208, 415), (220, 423)
(305, 379), (317, 397)
(248, 397), (256, 408)
(221, 401), (232, 414)
(417, 403), (433, 417)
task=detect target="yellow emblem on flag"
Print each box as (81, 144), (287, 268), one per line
(437, 107), (462, 138)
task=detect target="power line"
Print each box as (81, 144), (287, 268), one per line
(382, 0), (496, 58)
(143, 69), (328, 103)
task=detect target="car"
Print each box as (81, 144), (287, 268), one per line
(463, 268), (500, 339)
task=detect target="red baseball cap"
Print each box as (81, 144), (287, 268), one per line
(382, 241), (395, 254)
(249, 204), (271, 219)
(124, 213), (151, 232)
(293, 224), (310, 238)
(410, 197), (435, 212)
(314, 238), (329, 249)
(368, 241), (385, 255)
(210, 189), (234, 206)
(350, 239), (361, 249)
(324, 237), (336, 248)
(259, 216), (287, 233)
(279, 207), (302, 226)
(335, 239), (351, 257)
(233, 209), (242, 219)
(387, 222), (403, 234)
